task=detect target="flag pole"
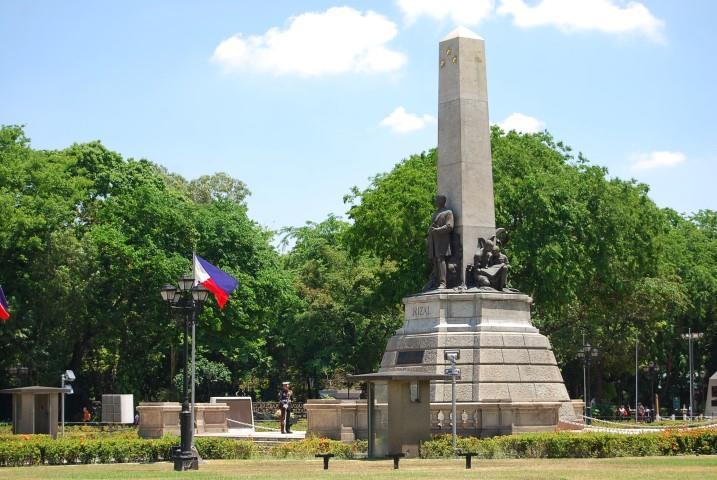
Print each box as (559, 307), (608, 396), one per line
(191, 251), (197, 449)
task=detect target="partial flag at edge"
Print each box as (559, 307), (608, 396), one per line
(0, 286), (10, 322)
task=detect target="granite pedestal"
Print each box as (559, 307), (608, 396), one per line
(379, 290), (577, 435)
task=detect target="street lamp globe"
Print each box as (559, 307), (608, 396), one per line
(160, 284), (177, 303)
(191, 284), (210, 303)
(178, 275), (195, 292)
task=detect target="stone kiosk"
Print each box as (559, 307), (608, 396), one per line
(377, 27), (578, 436)
(349, 372), (450, 458)
(0, 386), (67, 439)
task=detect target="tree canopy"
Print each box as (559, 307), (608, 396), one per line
(1, 124), (715, 417)
(0, 126), (296, 415)
(341, 127), (716, 406)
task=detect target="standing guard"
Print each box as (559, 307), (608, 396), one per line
(278, 381), (293, 434)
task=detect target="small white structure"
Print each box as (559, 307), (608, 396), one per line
(102, 394), (134, 424)
(705, 372), (717, 417)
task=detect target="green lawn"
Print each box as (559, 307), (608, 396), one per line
(2, 456), (717, 480)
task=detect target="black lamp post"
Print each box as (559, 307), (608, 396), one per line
(577, 342), (599, 423)
(642, 361), (660, 419)
(680, 329), (703, 417)
(160, 275), (209, 472)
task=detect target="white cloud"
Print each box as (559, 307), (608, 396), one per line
(496, 112), (545, 134)
(397, 0), (494, 25)
(380, 107), (436, 133)
(630, 151), (686, 171)
(211, 7), (406, 76)
(497, 0), (665, 41)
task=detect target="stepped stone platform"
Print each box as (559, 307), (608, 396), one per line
(378, 290), (579, 436)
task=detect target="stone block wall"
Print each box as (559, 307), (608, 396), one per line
(137, 402), (229, 438)
(305, 399), (368, 441)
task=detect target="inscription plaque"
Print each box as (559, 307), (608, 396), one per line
(410, 304), (432, 317)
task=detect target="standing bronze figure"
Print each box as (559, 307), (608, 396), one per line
(426, 195), (454, 290)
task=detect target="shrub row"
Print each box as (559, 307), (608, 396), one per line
(5, 430), (715, 467)
(269, 437), (367, 459)
(420, 430), (717, 459)
(0, 435), (256, 467)
(0, 435), (362, 467)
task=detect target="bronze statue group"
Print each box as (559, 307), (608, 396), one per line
(426, 194), (513, 292)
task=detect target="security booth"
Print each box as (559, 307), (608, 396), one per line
(0, 386), (69, 439)
(349, 372), (450, 458)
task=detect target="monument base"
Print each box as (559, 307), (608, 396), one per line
(379, 291), (579, 433)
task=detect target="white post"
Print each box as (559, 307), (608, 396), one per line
(582, 333), (587, 421)
(451, 374), (457, 450)
(444, 351), (459, 451)
(61, 374), (65, 437)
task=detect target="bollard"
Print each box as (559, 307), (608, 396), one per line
(315, 453), (335, 470)
(457, 452), (476, 469)
(385, 453), (405, 469)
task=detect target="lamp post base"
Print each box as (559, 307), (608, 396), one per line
(172, 450), (198, 471)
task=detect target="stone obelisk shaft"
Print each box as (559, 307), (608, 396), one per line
(438, 28), (495, 281)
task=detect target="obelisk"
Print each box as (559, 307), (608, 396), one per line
(438, 27), (495, 281)
(376, 29), (578, 437)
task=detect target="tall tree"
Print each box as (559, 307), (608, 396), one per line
(0, 126), (295, 413)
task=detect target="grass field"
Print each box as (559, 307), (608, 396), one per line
(1, 456), (717, 480)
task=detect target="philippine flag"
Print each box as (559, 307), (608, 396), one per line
(0, 286), (10, 322)
(193, 254), (239, 309)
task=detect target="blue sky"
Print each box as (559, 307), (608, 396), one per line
(1, 1), (715, 233)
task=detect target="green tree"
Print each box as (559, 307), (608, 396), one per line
(0, 126), (295, 409)
(173, 354), (233, 401)
(341, 127), (700, 402)
(279, 216), (400, 395)
(189, 173), (250, 205)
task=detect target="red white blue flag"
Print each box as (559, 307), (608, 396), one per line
(193, 254), (238, 309)
(0, 286), (10, 322)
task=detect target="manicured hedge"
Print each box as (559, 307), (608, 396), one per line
(420, 430), (717, 459)
(0, 435), (255, 467)
(4, 429), (715, 466)
(0, 434), (362, 466)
